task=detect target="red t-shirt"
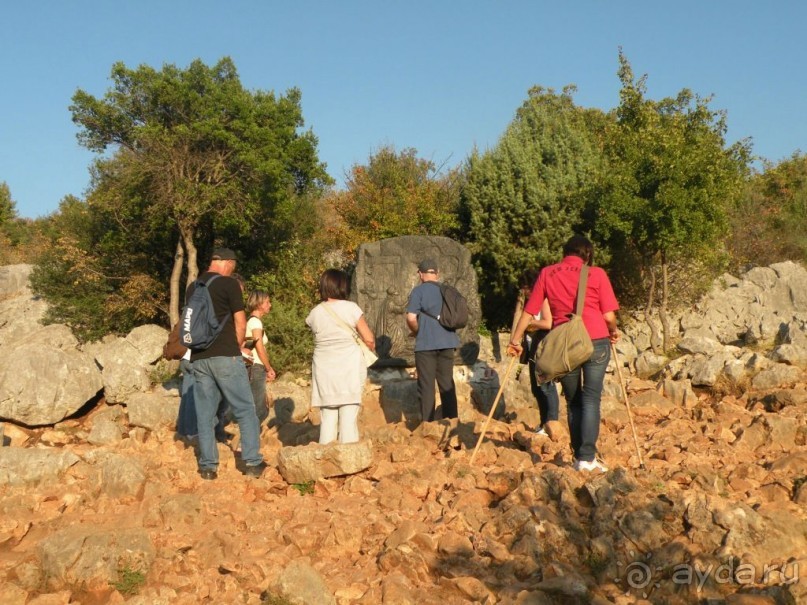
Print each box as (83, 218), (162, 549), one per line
(525, 256), (619, 340)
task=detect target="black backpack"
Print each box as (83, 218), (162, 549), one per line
(422, 282), (469, 330)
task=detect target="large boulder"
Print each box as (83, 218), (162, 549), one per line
(677, 262), (807, 348)
(273, 559), (336, 605)
(0, 324), (103, 426)
(0, 264), (48, 349)
(268, 378), (312, 426)
(352, 236), (481, 367)
(126, 390), (179, 431)
(277, 439), (374, 483)
(92, 325), (168, 404)
(0, 447), (80, 486)
(85, 451), (147, 499)
(37, 526), (155, 591)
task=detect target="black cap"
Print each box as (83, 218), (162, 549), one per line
(418, 258), (438, 273)
(211, 247), (237, 261)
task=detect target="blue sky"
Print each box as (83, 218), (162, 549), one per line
(2, 1), (805, 218)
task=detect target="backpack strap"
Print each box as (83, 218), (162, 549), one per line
(190, 272), (230, 328)
(574, 265), (590, 316)
(419, 282), (444, 321)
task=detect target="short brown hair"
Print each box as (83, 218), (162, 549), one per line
(246, 290), (270, 315)
(562, 235), (594, 266)
(319, 269), (350, 301)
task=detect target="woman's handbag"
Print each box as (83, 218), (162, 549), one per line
(357, 338), (379, 368)
(321, 303), (378, 368)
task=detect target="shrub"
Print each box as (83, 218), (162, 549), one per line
(112, 566), (146, 596)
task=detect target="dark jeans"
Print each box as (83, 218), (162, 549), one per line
(559, 338), (610, 462)
(527, 330), (559, 425)
(176, 359), (198, 437)
(529, 367), (560, 426)
(248, 364), (269, 424)
(415, 348), (457, 421)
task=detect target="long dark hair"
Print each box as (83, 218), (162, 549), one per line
(319, 269), (350, 301)
(562, 235), (594, 266)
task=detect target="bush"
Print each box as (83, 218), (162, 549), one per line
(112, 566), (146, 596)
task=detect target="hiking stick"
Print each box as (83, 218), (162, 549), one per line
(469, 355), (517, 465)
(611, 343), (645, 470)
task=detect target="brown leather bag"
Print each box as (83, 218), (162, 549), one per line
(163, 323), (188, 360)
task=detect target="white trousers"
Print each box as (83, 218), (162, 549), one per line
(319, 404), (360, 444)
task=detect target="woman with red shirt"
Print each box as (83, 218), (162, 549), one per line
(508, 235), (619, 472)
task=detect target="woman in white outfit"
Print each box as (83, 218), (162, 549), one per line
(306, 269), (375, 444)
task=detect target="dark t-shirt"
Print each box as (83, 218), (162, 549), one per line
(187, 272), (244, 361)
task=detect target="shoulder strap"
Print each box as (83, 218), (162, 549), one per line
(190, 273), (230, 327)
(575, 265), (589, 316)
(321, 302), (358, 336)
(420, 282), (444, 321)
(194, 273), (221, 288)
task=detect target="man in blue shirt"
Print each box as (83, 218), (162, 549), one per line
(406, 258), (460, 422)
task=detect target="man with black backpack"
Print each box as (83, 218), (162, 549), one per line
(187, 248), (265, 480)
(406, 258), (460, 422)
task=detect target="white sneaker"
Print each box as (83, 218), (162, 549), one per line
(574, 458), (608, 473)
(535, 426), (548, 436)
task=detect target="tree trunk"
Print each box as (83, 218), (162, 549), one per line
(182, 227), (199, 287)
(645, 264), (662, 354)
(511, 287), (527, 335)
(169, 239), (185, 327)
(659, 250), (671, 353)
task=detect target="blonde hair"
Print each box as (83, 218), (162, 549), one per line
(246, 290), (270, 315)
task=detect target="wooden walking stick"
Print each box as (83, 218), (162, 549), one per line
(469, 355), (518, 465)
(611, 343), (645, 470)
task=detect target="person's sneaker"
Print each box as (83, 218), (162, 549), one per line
(574, 458), (608, 473)
(535, 426), (548, 437)
(243, 461), (267, 478)
(199, 469), (218, 480)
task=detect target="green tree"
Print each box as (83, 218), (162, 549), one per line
(0, 182), (47, 264)
(30, 196), (120, 341)
(326, 145), (460, 254)
(68, 57), (331, 326)
(459, 86), (603, 328)
(593, 52), (750, 351)
(727, 152), (807, 269)
(0, 182), (16, 226)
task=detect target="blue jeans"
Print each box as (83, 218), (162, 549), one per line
(529, 371), (559, 426)
(192, 356), (263, 470)
(559, 338), (610, 462)
(176, 359), (198, 437)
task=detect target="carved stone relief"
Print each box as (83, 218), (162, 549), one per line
(351, 236), (481, 367)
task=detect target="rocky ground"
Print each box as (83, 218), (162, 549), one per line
(2, 260), (807, 605)
(1, 354), (806, 605)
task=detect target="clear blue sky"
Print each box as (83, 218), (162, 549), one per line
(2, 1), (805, 218)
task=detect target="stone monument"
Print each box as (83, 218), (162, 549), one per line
(351, 236), (481, 367)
